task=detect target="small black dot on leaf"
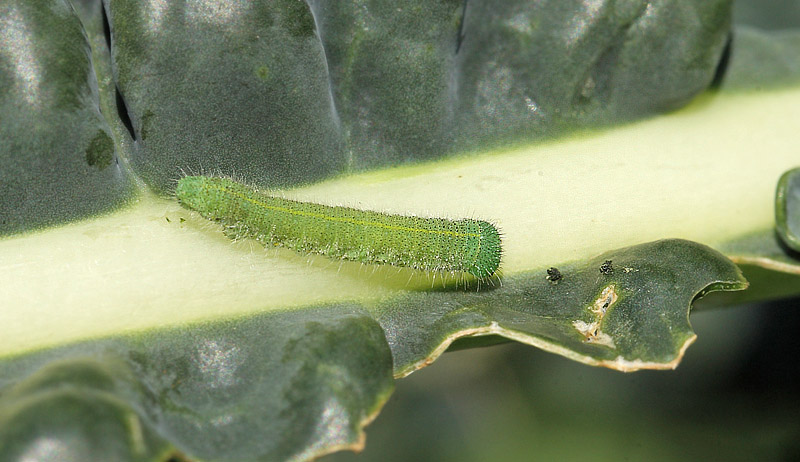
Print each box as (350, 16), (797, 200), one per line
(546, 267), (562, 282)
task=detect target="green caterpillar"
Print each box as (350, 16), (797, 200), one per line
(175, 176), (502, 279)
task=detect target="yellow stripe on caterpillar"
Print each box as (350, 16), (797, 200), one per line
(176, 176), (502, 279)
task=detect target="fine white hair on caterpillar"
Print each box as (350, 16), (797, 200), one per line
(175, 175), (503, 280)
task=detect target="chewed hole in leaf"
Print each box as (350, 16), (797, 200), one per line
(573, 284), (618, 348)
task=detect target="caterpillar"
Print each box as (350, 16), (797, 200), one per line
(175, 176), (502, 279)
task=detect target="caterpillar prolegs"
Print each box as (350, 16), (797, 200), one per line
(176, 176), (502, 279)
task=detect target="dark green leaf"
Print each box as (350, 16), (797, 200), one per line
(0, 0), (134, 235)
(6, 1), (800, 460)
(108, 0), (347, 192)
(0, 307), (394, 462)
(373, 239), (746, 376)
(106, 0), (732, 193)
(0, 358), (177, 462)
(706, 229), (800, 307)
(776, 168), (800, 251)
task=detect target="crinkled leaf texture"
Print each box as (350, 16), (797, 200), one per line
(3, 0), (800, 461)
(0, 308), (394, 462)
(376, 239), (747, 377)
(0, 238), (746, 462)
(2, 0), (733, 231)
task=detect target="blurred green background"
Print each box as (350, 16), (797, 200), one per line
(327, 295), (800, 461)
